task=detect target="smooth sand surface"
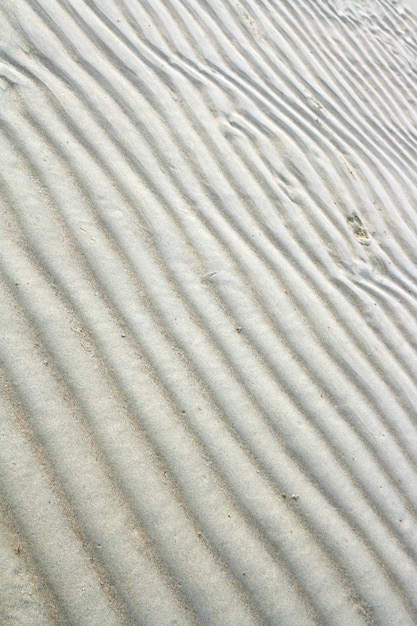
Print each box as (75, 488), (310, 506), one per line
(404, 0), (417, 13)
(1, 1), (417, 624)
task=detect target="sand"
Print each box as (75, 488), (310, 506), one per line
(1, 0), (417, 624)
(404, 0), (417, 12)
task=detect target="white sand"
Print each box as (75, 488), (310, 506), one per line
(1, 1), (417, 624)
(403, 0), (417, 13)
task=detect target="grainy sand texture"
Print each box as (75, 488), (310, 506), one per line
(1, 1), (417, 624)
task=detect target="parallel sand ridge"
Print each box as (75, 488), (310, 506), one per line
(1, 0), (417, 624)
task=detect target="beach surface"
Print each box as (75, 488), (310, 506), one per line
(1, 1), (417, 624)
